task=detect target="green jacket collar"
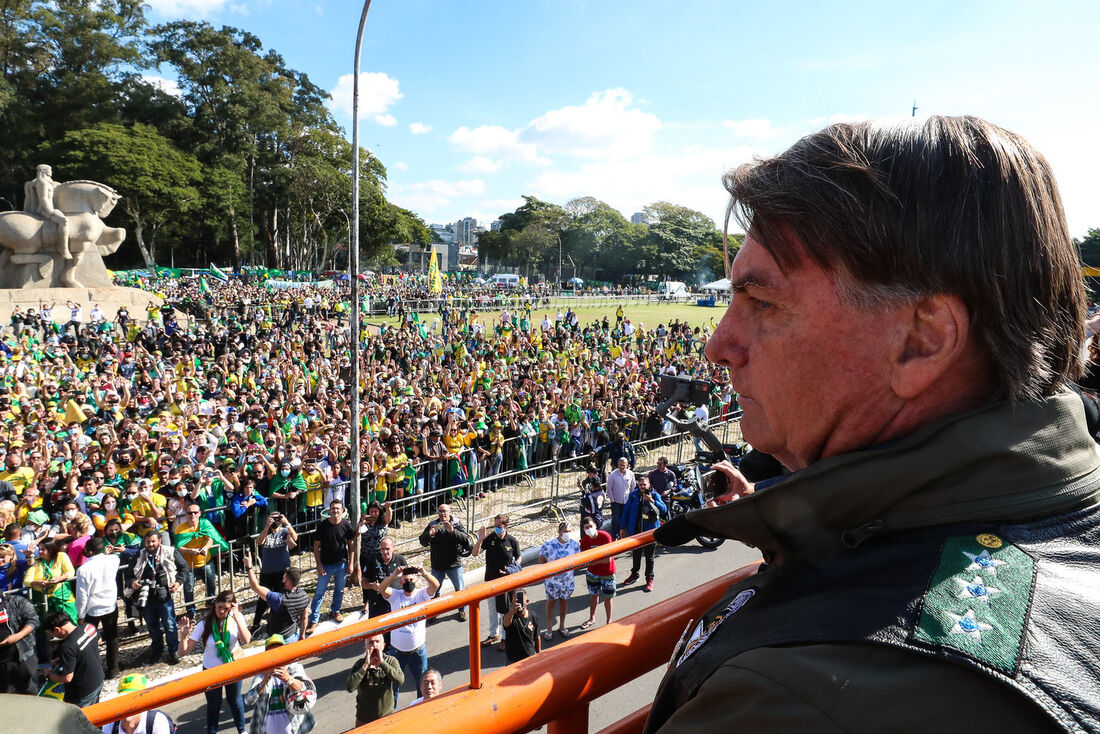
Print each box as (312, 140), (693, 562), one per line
(690, 391), (1100, 562)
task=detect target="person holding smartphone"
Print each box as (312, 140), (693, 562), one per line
(502, 588), (541, 664)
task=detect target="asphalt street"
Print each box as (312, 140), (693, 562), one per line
(155, 538), (762, 733)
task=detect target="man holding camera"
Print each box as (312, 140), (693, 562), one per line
(130, 531), (188, 665)
(502, 589), (541, 664)
(377, 565), (440, 702)
(620, 477), (667, 592)
(251, 510), (298, 632)
(418, 503), (472, 621)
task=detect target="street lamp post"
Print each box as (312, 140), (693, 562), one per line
(349, 0), (375, 529)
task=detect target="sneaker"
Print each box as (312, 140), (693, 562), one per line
(623, 572), (639, 585)
(457, 608), (468, 622)
(644, 579), (654, 592)
(331, 611), (344, 623)
(165, 651), (180, 666)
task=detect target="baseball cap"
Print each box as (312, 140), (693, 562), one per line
(265, 634), (286, 649)
(27, 509), (49, 526)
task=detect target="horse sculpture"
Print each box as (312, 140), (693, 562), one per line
(0, 179), (127, 289)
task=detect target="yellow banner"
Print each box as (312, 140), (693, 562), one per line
(429, 250), (443, 294)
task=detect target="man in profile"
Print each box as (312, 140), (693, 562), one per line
(647, 116), (1100, 732)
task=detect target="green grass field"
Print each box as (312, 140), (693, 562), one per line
(368, 300), (728, 332)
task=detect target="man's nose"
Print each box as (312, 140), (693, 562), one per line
(705, 305), (747, 369)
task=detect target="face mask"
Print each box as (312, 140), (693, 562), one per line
(126, 494), (138, 501)
(104, 501), (117, 511)
(559, 533), (571, 542)
(493, 526), (504, 536)
(168, 478), (180, 486)
(176, 488), (187, 497)
(280, 469), (290, 477)
(402, 579), (416, 593)
(584, 526), (598, 538)
(64, 510), (77, 520)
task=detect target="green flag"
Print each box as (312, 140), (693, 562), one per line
(173, 517), (230, 555)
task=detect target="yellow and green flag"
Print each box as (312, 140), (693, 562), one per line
(428, 250), (443, 294)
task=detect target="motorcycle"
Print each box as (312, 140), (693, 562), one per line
(664, 462), (725, 549)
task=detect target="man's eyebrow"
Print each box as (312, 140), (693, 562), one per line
(730, 271), (776, 293)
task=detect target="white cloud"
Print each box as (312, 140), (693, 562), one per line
(722, 118), (775, 138)
(409, 122), (432, 135)
(449, 125), (547, 165)
(520, 88), (661, 159)
(449, 88), (660, 166)
(460, 156), (503, 175)
(393, 161), (408, 171)
(141, 75), (182, 99)
(374, 114), (397, 127)
(388, 179), (486, 219)
(328, 71), (403, 119)
(143, 0), (227, 15)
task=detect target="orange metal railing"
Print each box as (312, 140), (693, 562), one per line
(84, 530), (673, 725)
(353, 565), (759, 734)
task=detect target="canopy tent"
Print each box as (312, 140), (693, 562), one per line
(700, 278), (731, 291)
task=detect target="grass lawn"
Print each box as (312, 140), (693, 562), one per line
(367, 300), (729, 332)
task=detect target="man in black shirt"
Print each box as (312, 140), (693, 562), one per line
(45, 611), (104, 707)
(473, 514), (521, 647)
(309, 500), (356, 631)
(502, 589), (541, 664)
(361, 537), (407, 620)
(418, 503), (472, 621)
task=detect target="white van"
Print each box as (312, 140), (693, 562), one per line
(491, 273), (521, 288)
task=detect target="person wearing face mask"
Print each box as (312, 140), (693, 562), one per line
(269, 461), (304, 529)
(472, 515), (521, 649)
(537, 522), (581, 639)
(579, 515), (616, 630)
(92, 491), (134, 537)
(377, 565), (439, 704)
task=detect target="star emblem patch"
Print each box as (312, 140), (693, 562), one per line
(946, 609), (993, 642)
(955, 575), (1002, 604)
(962, 549), (1008, 576)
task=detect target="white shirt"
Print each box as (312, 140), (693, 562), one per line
(191, 616), (242, 670)
(605, 468), (636, 504)
(388, 587), (432, 652)
(100, 711), (174, 734)
(75, 552), (121, 619)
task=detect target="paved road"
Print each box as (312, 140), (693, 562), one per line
(157, 538), (762, 733)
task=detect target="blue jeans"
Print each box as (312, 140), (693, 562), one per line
(184, 563), (218, 617)
(609, 502), (625, 539)
(430, 566), (465, 595)
(143, 598), (177, 656)
(309, 561), (348, 623)
(390, 644), (428, 704)
(204, 678), (245, 734)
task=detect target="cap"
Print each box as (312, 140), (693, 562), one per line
(27, 509), (49, 525)
(117, 673), (148, 694)
(264, 634), (286, 649)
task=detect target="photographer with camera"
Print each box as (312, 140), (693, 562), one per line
(620, 477), (666, 592)
(501, 589), (541, 664)
(376, 564), (440, 703)
(250, 510), (298, 633)
(130, 531), (188, 665)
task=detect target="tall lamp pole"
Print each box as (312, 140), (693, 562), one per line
(349, 0), (374, 529)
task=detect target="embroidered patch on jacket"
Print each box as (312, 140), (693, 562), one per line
(913, 534), (1034, 673)
(673, 588), (756, 668)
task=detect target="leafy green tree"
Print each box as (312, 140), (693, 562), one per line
(49, 122), (203, 270)
(643, 201), (720, 278)
(1077, 229), (1100, 268)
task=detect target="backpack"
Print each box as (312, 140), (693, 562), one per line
(111, 710), (177, 734)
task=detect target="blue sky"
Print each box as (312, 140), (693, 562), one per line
(142, 0), (1100, 237)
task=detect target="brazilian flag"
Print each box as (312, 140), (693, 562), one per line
(173, 517), (230, 555)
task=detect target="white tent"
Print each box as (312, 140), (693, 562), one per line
(700, 278), (730, 291)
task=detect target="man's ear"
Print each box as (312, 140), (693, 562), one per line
(890, 294), (971, 400)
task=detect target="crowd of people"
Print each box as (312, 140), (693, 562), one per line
(0, 275), (731, 729)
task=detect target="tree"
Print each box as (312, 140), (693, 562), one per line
(643, 202), (720, 278)
(1077, 229), (1100, 268)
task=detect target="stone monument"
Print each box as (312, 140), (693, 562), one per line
(0, 165), (162, 322)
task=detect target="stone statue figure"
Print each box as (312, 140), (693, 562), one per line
(23, 164), (71, 261)
(0, 165), (126, 289)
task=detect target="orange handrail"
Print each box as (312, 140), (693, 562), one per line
(353, 565), (760, 733)
(84, 530), (663, 725)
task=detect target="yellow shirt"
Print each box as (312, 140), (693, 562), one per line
(300, 469), (325, 507)
(24, 553), (75, 591)
(128, 493), (167, 535)
(0, 466), (35, 494)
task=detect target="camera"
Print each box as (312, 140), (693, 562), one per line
(658, 374), (713, 406)
(402, 566), (418, 576)
(129, 580), (153, 609)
